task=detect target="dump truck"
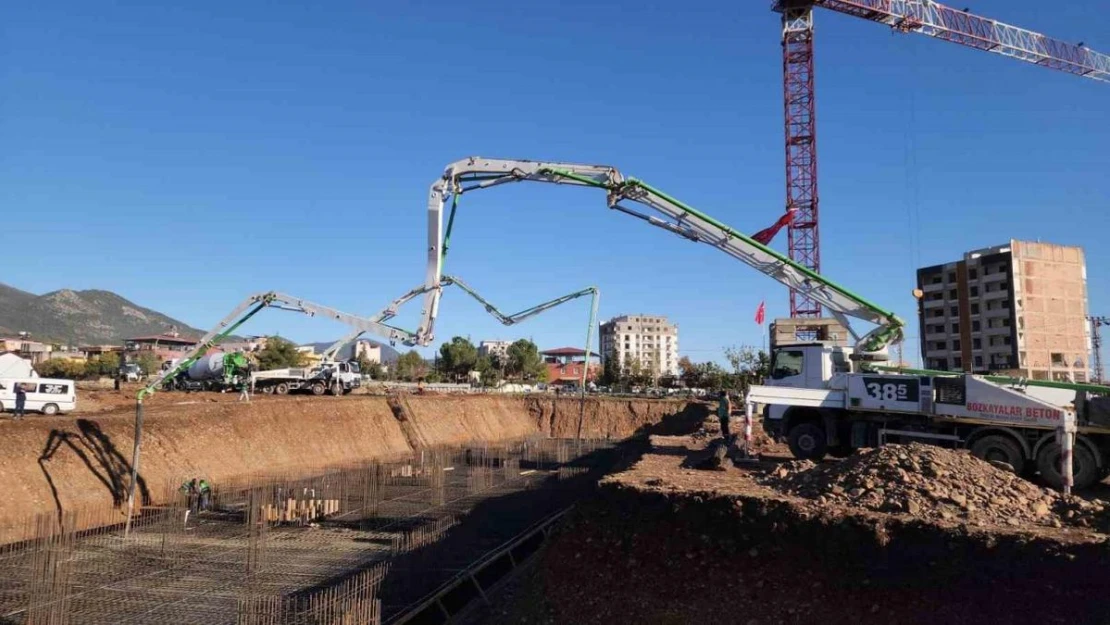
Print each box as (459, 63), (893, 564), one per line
(250, 361), (361, 396)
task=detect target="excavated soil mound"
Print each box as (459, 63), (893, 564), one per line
(759, 443), (1110, 531)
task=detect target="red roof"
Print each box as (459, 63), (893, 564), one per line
(127, 334), (198, 344)
(541, 347), (600, 357)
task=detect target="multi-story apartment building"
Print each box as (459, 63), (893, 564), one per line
(916, 240), (1089, 382)
(478, 340), (513, 361)
(599, 315), (679, 378)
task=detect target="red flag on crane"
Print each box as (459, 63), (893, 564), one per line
(751, 209), (796, 245)
(755, 300), (766, 326)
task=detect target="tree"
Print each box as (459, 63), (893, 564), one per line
(723, 345), (771, 395)
(137, 352), (161, 376)
(599, 356), (621, 387)
(84, 352), (121, 378)
(37, 358), (85, 379)
(678, 356), (698, 388)
(438, 337), (478, 382)
(395, 350), (427, 382)
(506, 339), (547, 382)
(474, 355), (501, 387)
(256, 336), (305, 371)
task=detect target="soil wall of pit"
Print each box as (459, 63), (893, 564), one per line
(492, 483), (1110, 625)
(0, 395), (704, 544)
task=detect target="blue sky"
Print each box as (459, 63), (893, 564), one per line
(3, 1), (1107, 365)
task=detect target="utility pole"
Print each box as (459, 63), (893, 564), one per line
(1089, 316), (1110, 384)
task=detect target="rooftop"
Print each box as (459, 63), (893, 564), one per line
(541, 347), (601, 358)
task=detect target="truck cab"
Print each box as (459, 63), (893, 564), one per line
(764, 342), (852, 390)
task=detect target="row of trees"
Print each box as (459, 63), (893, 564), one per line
(596, 345), (770, 393)
(36, 352), (162, 380)
(363, 337), (548, 385)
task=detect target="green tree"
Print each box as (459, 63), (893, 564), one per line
(599, 356), (621, 387)
(395, 350), (427, 382)
(723, 345), (771, 395)
(506, 339), (547, 382)
(137, 352), (161, 376)
(438, 336), (478, 382)
(474, 355), (502, 387)
(256, 336), (305, 370)
(99, 351), (121, 376)
(38, 358), (85, 379)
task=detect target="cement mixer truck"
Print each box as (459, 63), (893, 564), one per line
(164, 352), (251, 392)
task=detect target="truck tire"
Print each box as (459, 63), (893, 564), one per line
(275, 383), (290, 396)
(1037, 441), (1100, 490)
(311, 382), (326, 396)
(42, 403), (59, 416)
(787, 423), (827, 461)
(969, 434), (1025, 475)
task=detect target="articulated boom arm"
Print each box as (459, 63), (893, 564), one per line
(420, 157), (905, 353)
(786, 0), (1110, 82)
(322, 276), (599, 363)
(138, 291), (417, 399)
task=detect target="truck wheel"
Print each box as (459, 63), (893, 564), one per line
(42, 403), (59, 416)
(311, 382), (326, 396)
(969, 435), (1025, 475)
(275, 383), (290, 396)
(1037, 441), (1100, 490)
(787, 423), (827, 461)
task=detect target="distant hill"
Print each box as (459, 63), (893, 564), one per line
(0, 283), (206, 345)
(304, 340), (402, 364)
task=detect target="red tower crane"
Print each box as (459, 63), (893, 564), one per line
(772, 0), (1109, 319)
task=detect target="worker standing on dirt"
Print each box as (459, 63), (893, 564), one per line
(238, 376), (250, 402)
(13, 383), (26, 420)
(717, 390), (732, 442)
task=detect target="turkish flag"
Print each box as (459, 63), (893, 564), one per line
(751, 209), (796, 245)
(755, 300), (766, 326)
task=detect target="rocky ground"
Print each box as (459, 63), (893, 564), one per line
(759, 443), (1110, 532)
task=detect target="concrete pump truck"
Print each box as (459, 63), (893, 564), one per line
(410, 157), (1109, 490)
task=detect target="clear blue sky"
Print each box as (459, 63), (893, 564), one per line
(3, 1), (1107, 365)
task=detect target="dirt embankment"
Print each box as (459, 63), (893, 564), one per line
(525, 397), (706, 439)
(0, 395), (701, 544)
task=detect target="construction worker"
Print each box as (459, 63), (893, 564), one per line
(237, 376), (250, 402)
(717, 390), (732, 442)
(13, 383), (27, 420)
(180, 478), (199, 513)
(198, 479), (212, 511)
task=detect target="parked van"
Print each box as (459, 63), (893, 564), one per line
(0, 378), (77, 415)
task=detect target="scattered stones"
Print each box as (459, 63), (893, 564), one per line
(756, 443), (1110, 532)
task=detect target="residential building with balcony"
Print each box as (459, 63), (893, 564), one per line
(916, 240), (1089, 382)
(599, 314), (679, 379)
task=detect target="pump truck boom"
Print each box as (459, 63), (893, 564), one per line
(415, 156), (1109, 489)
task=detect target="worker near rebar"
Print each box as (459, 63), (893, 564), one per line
(198, 479), (212, 511)
(180, 478), (199, 513)
(717, 390), (732, 442)
(13, 383), (26, 420)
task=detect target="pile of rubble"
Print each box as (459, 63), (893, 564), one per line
(758, 443), (1109, 531)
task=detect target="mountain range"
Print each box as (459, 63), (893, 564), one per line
(0, 283), (206, 345)
(0, 283), (404, 362)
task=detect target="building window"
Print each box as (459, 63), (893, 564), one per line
(970, 286), (979, 296)
(972, 320), (981, 332)
(951, 324), (959, 333)
(1051, 353), (1065, 365)
(971, 303), (980, 315)
(974, 356), (983, 367)
(952, 340), (961, 351)
(950, 306), (958, 317)
(930, 275), (942, 285)
(972, 338), (981, 349)
(969, 268), (978, 279)
(932, 310), (944, 318)
(947, 272), (956, 282)
(953, 357), (962, 370)
(1001, 299), (1010, 308)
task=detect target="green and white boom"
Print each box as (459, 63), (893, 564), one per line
(324, 275), (599, 387)
(419, 157), (904, 356)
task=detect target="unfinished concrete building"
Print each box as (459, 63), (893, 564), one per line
(916, 240), (1089, 382)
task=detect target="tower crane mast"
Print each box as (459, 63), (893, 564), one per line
(772, 0), (1108, 321)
